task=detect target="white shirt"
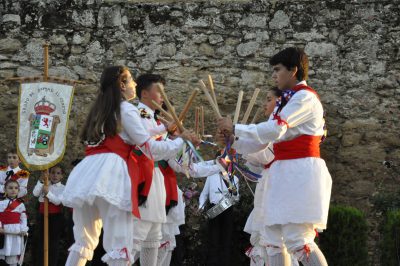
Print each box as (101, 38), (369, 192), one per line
(233, 81), (325, 154)
(199, 173), (239, 209)
(33, 181), (65, 205)
(137, 102), (167, 138)
(119, 101), (183, 161)
(0, 166), (28, 198)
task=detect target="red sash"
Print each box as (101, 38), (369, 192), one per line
(273, 135), (321, 161)
(39, 202), (62, 214)
(292, 84), (320, 100)
(131, 148), (154, 201)
(0, 199), (23, 224)
(154, 132), (178, 209)
(85, 135), (148, 218)
(158, 161), (178, 208)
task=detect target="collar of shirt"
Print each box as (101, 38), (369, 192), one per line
(7, 166), (21, 173)
(296, 80), (307, 86)
(137, 102), (155, 119)
(50, 182), (63, 187)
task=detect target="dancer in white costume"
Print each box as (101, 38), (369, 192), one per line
(0, 180), (28, 266)
(243, 89), (298, 266)
(218, 48), (331, 266)
(134, 74), (219, 266)
(62, 66), (198, 266)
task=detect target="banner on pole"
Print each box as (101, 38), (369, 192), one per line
(17, 82), (74, 170)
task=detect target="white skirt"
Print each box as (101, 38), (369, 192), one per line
(244, 173), (268, 235)
(62, 153), (132, 212)
(165, 188), (185, 226)
(262, 157), (332, 229)
(0, 224), (24, 256)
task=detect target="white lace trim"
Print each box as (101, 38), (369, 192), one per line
(101, 248), (132, 263)
(68, 243), (94, 260)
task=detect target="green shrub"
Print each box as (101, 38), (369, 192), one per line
(381, 210), (400, 266)
(318, 205), (368, 266)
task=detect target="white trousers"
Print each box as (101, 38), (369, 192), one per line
(68, 197), (134, 263)
(132, 219), (162, 250)
(262, 223), (317, 260)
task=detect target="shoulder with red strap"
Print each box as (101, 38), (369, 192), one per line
(139, 108), (151, 119)
(14, 169), (30, 179)
(292, 84), (320, 100)
(0, 166), (7, 171)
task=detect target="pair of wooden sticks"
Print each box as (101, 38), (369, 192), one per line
(151, 83), (199, 133)
(199, 74), (262, 125)
(194, 106), (204, 137)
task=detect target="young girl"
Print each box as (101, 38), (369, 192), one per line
(62, 66), (197, 266)
(33, 165), (65, 266)
(0, 180), (28, 266)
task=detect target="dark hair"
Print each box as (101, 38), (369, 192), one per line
(269, 47), (309, 81)
(270, 87), (282, 98)
(7, 149), (18, 155)
(136, 74), (166, 99)
(81, 66), (129, 142)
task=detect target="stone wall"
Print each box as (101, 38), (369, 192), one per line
(0, 0), (399, 265)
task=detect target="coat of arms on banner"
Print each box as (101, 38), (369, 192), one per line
(18, 82), (74, 170)
(28, 97), (60, 157)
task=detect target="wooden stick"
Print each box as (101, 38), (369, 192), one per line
(208, 75), (219, 112)
(241, 88), (261, 124)
(43, 169), (49, 266)
(201, 106), (205, 136)
(199, 81), (222, 119)
(250, 107), (262, 124)
(150, 100), (174, 121)
(195, 107), (199, 136)
(178, 89), (199, 122)
(42, 43), (49, 266)
(43, 43), (49, 82)
(157, 83), (185, 132)
(233, 90), (244, 125)
(157, 115), (171, 125)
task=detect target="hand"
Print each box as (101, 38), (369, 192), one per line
(20, 232), (28, 236)
(0, 228), (4, 234)
(42, 186), (49, 195)
(217, 157), (229, 170)
(215, 129), (234, 146)
(217, 116), (234, 136)
(166, 122), (178, 135)
(180, 130), (201, 146)
(40, 170), (49, 183)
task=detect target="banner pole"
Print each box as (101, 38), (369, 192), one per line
(42, 43), (49, 266)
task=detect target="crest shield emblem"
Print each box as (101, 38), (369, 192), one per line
(18, 82), (74, 170)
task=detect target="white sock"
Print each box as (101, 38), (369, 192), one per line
(65, 251), (88, 266)
(299, 246), (328, 266)
(140, 247), (158, 266)
(156, 248), (167, 266)
(163, 251), (172, 266)
(250, 255), (265, 266)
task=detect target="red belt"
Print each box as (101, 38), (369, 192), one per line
(39, 202), (62, 214)
(273, 135), (321, 161)
(0, 212), (21, 224)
